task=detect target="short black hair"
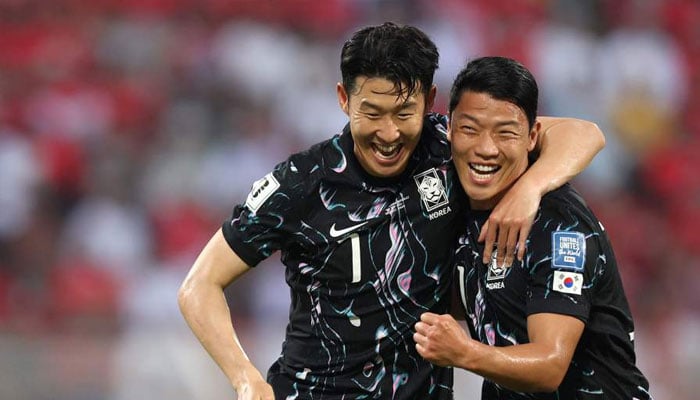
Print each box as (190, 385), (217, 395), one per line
(448, 56), (538, 129)
(340, 22), (439, 100)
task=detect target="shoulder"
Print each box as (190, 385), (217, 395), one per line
(424, 112), (449, 136)
(416, 113), (451, 162)
(274, 135), (345, 184)
(528, 184), (603, 270)
(536, 184), (599, 233)
(422, 113), (449, 144)
(245, 136), (340, 212)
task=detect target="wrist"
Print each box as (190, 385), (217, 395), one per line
(230, 364), (265, 390)
(513, 170), (547, 199)
(458, 339), (484, 373)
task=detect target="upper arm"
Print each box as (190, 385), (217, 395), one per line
(535, 116), (605, 152)
(527, 313), (584, 370)
(523, 203), (595, 378)
(182, 228), (252, 290)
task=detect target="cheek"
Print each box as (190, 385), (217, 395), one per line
(350, 118), (373, 137)
(449, 137), (469, 155)
(399, 115), (423, 133)
(502, 148), (529, 171)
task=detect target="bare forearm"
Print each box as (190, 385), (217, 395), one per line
(415, 313), (567, 392)
(526, 117), (605, 196)
(457, 341), (568, 393)
(178, 281), (264, 390)
(416, 314), (581, 394)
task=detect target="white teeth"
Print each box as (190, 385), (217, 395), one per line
(374, 143), (400, 156)
(470, 163), (499, 173)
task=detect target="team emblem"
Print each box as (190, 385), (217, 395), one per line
(485, 249), (508, 290)
(414, 168), (449, 212)
(486, 249), (507, 281)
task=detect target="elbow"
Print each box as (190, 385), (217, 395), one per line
(584, 120), (606, 152)
(530, 359), (569, 393)
(503, 351), (570, 393)
(177, 278), (196, 317)
(534, 373), (565, 393)
(178, 273), (224, 319)
(518, 371), (565, 393)
(567, 119), (606, 154)
(505, 371), (565, 394)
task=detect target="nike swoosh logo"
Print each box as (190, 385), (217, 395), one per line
(329, 222), (368, 238)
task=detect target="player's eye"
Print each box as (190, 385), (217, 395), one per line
(499, 130), (519, 138)
(460, 125), (477, 134)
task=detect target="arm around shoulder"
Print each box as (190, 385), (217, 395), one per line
(539, 117), (605, 152)
(531, 117), (605, 196)
(478, 117), (605, 266)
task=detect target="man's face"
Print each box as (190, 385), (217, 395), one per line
(337, 76), (435, 178)
(448, 91), (538, 210)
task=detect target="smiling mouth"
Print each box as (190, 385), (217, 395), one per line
(372, 143), (402, 159)
(469, 163), (500, 178)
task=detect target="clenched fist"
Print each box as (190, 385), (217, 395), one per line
(413, 312), (475, 368)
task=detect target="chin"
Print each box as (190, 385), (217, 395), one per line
(465, 191), (496, 207)
(464, 186), (486, 199)
(374, 161), (408, 178)
(377, 168), (402, 178)
(367, 166), (398, 178)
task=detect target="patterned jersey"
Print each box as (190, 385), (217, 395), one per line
(455, 184), (651, 399)
(222, 114), (465, 399)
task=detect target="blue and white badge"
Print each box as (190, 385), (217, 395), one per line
(551, 231), (586, 271)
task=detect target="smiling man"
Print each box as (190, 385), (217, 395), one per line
(450, 89), (536, 210)
(414, 56), (651, 399)
(337, 76), (429, 178)
(178, 24), (606, 400)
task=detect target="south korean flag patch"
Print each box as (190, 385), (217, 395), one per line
(553, 270), (583, 295)
(551, 231), (586, 271)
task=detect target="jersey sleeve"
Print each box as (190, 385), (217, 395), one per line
(525, 202), (600, 324)
(221, 156), (306, 267)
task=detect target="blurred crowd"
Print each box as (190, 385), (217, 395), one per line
(0, 0), (698, 399)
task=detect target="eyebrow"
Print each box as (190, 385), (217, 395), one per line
(453, 113), (519, 128)
(359, 99), (419, 112)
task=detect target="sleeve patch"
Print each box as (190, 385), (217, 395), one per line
(551, 231), (586, 271)
(245, 172), (280, 212)
(553, 270), (583, 295)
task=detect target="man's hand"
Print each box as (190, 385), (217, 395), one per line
(478, 176), (541, 266)
(414, 312), (473, 367)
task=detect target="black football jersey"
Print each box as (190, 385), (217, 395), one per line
(455, 184), (651, 400)
(222, 114), (465, 399)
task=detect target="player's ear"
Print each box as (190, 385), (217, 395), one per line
(528, 120), (540, 152)
(424, 84), (437, 114)
(337, 82), (350, 116)
(446, 117), (452, 142)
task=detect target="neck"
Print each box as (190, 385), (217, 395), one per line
(469, 194), (501, 211)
